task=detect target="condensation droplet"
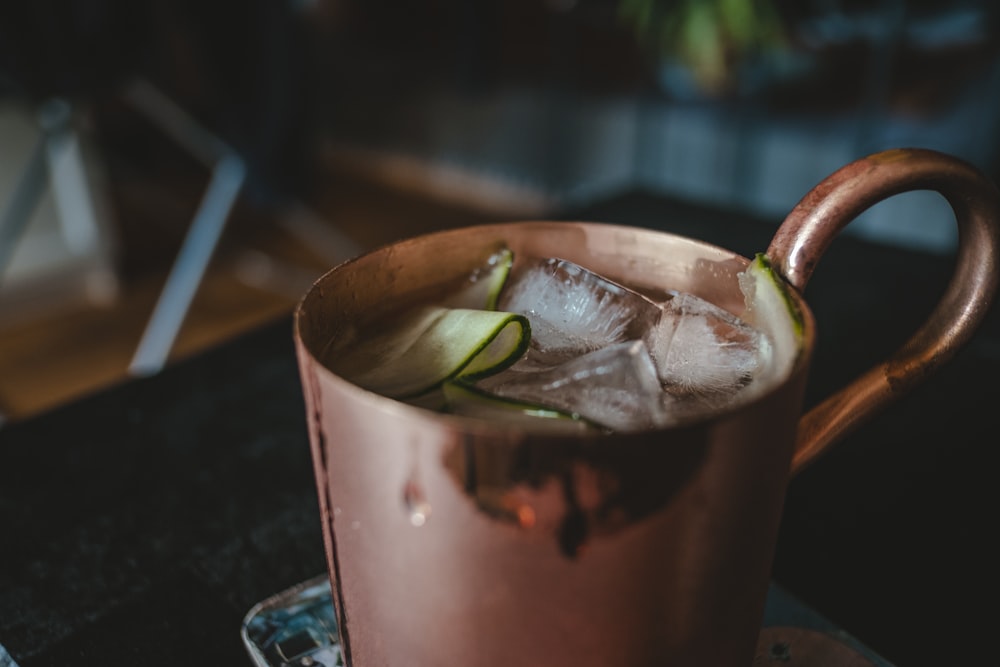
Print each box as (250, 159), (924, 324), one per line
(403, 480), (431, 527)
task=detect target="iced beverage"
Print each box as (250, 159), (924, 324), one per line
(322, 246), (800, 436)
(295, 149), (1000, 667)
(296, 221), (813, 667)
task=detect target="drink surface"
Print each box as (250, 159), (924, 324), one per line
(322, 247), (795, 433)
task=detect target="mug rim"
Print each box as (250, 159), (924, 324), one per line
(293, 220), (817, 437)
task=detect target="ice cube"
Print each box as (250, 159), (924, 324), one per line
(645, 291), (771, 402)
(498, 257), (659, 368)
(476, 340), (670, 432)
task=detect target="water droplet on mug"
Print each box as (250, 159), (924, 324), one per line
(403, 480), (431, 527)
(350, 520), (361, 530)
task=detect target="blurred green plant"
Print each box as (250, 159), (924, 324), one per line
(618, 0), (789, 96)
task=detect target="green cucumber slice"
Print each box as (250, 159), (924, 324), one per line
(442, 381), (595, 432)
(737, 253), (805, 385)
(334, 306), (530, 399)
(442, 247), (513, 311)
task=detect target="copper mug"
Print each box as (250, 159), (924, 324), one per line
(294, 148), (999, 666)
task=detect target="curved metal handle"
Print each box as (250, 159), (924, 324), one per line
(767, 148), (1000, 474)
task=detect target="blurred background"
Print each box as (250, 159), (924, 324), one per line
(2, 0), (1000, 422)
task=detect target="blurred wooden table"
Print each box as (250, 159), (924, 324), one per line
(0, 157), (520, 423)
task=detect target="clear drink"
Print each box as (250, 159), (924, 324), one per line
(323, 248), (788, 433)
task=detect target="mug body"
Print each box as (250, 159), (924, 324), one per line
(294, 221), (816, 667)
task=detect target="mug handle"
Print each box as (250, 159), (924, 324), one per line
(766, 148), (1000, 474)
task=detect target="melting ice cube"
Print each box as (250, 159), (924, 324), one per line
(476, 340), (669, 433)
(478, 257), (775, 430)
(645, 291), (770, 403)
(498, 257), (659, 368)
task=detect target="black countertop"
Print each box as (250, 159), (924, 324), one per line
(2, 190), (998, 666)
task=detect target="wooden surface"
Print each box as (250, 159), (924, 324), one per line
(0, 151), (523, 424)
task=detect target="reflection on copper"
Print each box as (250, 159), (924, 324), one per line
(440, 426), (709, 558)
(515, 503), (536, 529)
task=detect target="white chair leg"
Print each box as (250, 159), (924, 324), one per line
(128, 152), (245, 376)
(124, 79), (246, 377)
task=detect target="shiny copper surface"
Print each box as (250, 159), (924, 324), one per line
(768, 148), (1000, 472)
(294, 149), (999, 666)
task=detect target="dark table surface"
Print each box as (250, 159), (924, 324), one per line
(2, 189), (998, 666)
